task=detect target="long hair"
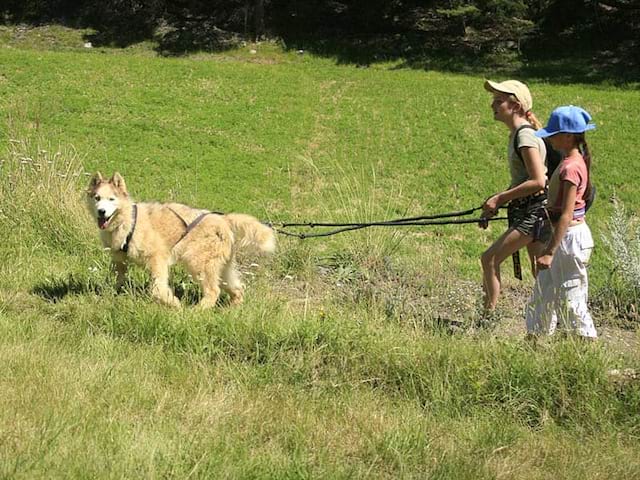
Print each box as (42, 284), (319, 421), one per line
(576, 133), (593, 202)
(525, 110), (543, 129)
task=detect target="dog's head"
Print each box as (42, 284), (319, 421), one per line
(86, 172), (129, 230)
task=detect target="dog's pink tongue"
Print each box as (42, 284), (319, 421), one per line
(98, 218), (108, 229)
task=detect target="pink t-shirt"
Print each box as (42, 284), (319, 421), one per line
(547, 151), (589, 220)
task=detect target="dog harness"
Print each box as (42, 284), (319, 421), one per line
(167, 207), (224, 246)
(121, 204), (138, 253)
(119, 204), (224, 253)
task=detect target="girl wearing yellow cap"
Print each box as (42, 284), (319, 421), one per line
(526, 106), (597, 338)
(480, 79), (549, 314)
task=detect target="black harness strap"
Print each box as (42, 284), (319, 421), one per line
(167, 207), (224, 245)
(167, 206), (189, 230)
(179, 212), (210, 242)
(121, 204), (137, 253)
(511, 125), (546, 281)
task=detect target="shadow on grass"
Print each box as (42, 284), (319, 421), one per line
(283, 35), (640, 87)
(30, 270), (217, 306)
(5, 22), (639, 86)
(517, 53), (640, 87)
(81, 20), (241, 57)
(31, 273), (105, 303)
(82, 28), (151, 49)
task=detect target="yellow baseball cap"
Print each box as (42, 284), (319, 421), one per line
(484, 79), (532, 112)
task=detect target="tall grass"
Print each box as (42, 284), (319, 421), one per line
(602, 196), (640, 291)
(0, 132), (103, 297)
(0, 135), (91, 250)
(596, 196), (640, 326)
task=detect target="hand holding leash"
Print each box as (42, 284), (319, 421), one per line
(478, 194), (500, 229)
(536, 253), (553, 270)
(482, 194), (501, 217)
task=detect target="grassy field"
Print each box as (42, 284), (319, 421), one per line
(1, 25), (639, 479)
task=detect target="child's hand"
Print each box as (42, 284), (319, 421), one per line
(482, 195), (500, 218)
(536, 253), (554, 270)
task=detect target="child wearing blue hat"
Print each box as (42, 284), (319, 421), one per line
(526, 105), (597, 338)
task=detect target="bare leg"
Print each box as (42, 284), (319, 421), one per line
(526, 241), (545, 278)
(481, 228), (532, 311)
(149, 257), (180, 307)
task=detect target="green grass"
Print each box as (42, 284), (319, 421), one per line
(1, 25), (639, 479)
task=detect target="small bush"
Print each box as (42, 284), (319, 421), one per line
(598, 196), (640, 327)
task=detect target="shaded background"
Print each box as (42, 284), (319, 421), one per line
(2, 0), (639, 81)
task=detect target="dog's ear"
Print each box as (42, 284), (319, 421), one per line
(110, 172), (128, 196)
(88, 172), (103, 192)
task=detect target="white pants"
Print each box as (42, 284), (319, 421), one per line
(525, 222), (597, 338)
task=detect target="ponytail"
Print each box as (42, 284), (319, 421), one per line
(577, 134), (593, 202)
(525, 110), (543, 130)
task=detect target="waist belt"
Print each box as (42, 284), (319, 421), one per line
(509, 191), (547, 208)
(548, 207), (586, 223)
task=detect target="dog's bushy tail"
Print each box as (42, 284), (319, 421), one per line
(225, 214), (277, 255)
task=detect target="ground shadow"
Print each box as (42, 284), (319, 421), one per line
(31, 274), (105, 303)
(81, 18), (241, 56)
(281, 34), (640, 87)
(7, 20), (639, 86)
(30, 271), (220, 307)
(82, 28), (151, 49)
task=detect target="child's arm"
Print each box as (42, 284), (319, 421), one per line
(481, 146), (546, 218)
(536, 181), (577, 269)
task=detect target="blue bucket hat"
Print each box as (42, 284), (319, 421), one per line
(535, 105), (596, 138)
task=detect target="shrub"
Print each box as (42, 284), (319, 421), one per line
(598, 195), (640, 326)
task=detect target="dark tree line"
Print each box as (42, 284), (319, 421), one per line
(2, 0), (639, 69)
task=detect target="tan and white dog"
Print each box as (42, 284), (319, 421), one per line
(86, 172), (276, 308)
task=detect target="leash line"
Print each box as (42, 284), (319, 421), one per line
(273, 218), (508, 239)
(271, 204), (507, 239)
(275, 206), (483, 229)
(198, 204), (506, 240)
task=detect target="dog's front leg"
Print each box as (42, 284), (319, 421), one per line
(112, 253), (128, 292)
(149, 257), (181, 308)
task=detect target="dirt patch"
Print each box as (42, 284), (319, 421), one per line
(265, 254), (639, 353)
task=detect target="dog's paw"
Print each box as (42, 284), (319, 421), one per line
(228, 293), (244, 306)
(196, 297), (218, 309)
(156, 294), (182, 308)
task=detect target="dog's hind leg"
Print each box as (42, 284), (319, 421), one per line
(221, 259), (244, 306)
(149, 257), (181, 308)
(196, 260), (224, 309)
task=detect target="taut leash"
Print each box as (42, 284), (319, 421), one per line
(270, 205), (507, 239)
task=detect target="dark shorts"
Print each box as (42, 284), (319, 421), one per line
(508, 196), (551, 243)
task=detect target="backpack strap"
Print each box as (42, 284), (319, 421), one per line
(513, 124), (536, 163)
(511, 124), (536, 282)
